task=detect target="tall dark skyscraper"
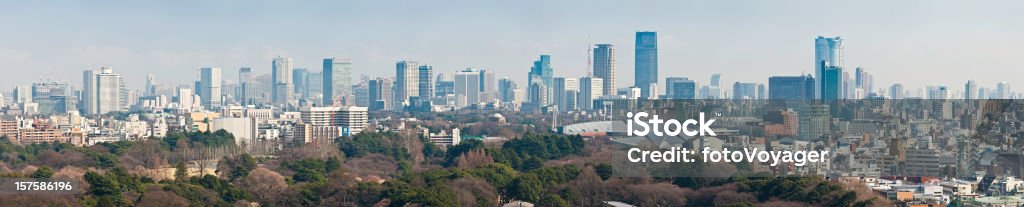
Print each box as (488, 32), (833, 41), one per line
(822, 65), (843, 100)
(635, 31), (658, 98)
(593, 44), (616, 96)
(768, 75), (815, 100)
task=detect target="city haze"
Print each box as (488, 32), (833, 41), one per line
(1, 0), (1023, 92)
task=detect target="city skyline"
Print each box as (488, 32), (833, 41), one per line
(2, 1), (1024, 93)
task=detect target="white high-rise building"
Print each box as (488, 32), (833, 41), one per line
(177, 87), (194, 111)
(200, 67), (222, 108)
(272, 57), (294, 106)
(454, 69), (481, 108)
(82, 67), (121, 115)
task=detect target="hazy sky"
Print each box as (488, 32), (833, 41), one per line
(2, 0), (1023, 94)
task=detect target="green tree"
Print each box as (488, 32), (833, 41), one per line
(30, 166), (54, 179)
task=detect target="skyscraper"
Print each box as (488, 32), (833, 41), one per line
(529, 55), (554, 104)
(855, 67), (873, 98)
(553, 77), (578, 111)
(814, 36), (843, 99)
(368, 78), (393, 111)
(821, 65), (843, 100)
(145, 74), (156, 96)
(768, 75), (815, 100)
(94, 67), (121, 114)
(889, 83), (904, 99)
(82, 69), (96, 114)
(454, 69), (482, 107)
(665, 77), (696, 99)
(292, 68), (309, 97)
(418, 65), (434, 99)
(997, 82), (1012, 99)
(272, 57), (294, 106)
(323, 58), (353, 106)
(498, 78), (518, 104)
(965, 80), (977, 99)
(635, 31), (658, 98)
(732, 82), (759, 99)
(395, 61), (419, 107)
(593, 44), (616, 96)
(200, 67), (222, 108)
(478, 69), (496, 102)
(238, 67), (253, 104)
(578, 76), (603, 111)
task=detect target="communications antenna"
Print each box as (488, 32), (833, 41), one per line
(587, 35), (592, 77)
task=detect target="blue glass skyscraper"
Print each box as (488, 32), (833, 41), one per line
(529, 55), (554, 104)
(814, 36), (843, 99)
(635, 31), (658, 98)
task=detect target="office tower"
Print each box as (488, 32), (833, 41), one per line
(353, 82), (369, 107)
(700, 74), (723, 99)
(418, 65), (434, 99)
(978, 87), (990, 99)
(478, 69), (496, 102)
(238, 67), (253, 104)
(527, 78), (547, 106)
(768, 75), (814, 100)
(890, 84), (904, 99)
(454, 69), (482, 107)
(593, 44), (616, 96)
(665, 77), (689, 99)
(368, 78), (393, 111)
(821, 65), (843, 100)
(529, 55), (554, 104)
(199, 67), (222, 108)
(82, 70), (96, 114)
(757, 84), (766, 100)
(307, 71), (322, 100)
(394, 61), (420, 108)
(997, 82), (1011, 99)
(498, 78), (518, 103)
(145, 74), (156, 96)
(293, 68), (309, 97)
(814, 36), (844, 98)
(13, 86), (31, 103)
(323, 58), (353, 106)
(927, 86), (952, 99)
(272, 57), (294, 106)
(176, 87), (194, 110)
(553, 77), (578, 111)
(578, 76), (603, 111)
(664, 77), (696, 99)
(965, 80), (977, 99)
(855, 67), (873, 97)
(32, 81), (70, 99)
(732, 82), (759, 99)
(635, 31), (658, 98)
(435, 72), (455, 97)
(95, 67), (121, 114)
